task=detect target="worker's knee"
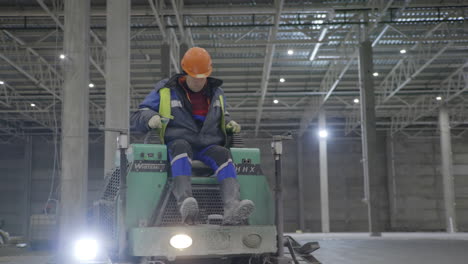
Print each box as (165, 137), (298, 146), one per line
(168, 139), (193, 158)
(204, 145), (232, 165)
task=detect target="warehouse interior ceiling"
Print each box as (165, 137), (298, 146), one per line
(0, 0), (467, 142)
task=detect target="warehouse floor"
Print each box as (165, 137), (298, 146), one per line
(291, 233), (468, 264)
(0, 245), (51, 264)
(1, 233), (468, 264)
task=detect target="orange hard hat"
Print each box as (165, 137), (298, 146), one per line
(181, 47), (213, 78)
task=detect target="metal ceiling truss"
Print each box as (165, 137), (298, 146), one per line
(148, 0), (184, 73)
(0, 30), (103, 127)
(0, 82), (55, 130)
(1, 1), (468, 138)
(377, 20), (461, 105)
(36, 0), (106, 76)
(297, 0), (410, 136)
(254, 0), (284, 136)
(298, 25), (359, 135)
(347, 60), (467, 135)
(341, 11), (466, 135)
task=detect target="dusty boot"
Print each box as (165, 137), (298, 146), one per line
(179, 197), (199, 225)
(221, 177), (255, 225)
(173, 176), (199, 224)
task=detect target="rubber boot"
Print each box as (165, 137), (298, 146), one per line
(172, 176), (199, 224)
(221, 177), (255, 225)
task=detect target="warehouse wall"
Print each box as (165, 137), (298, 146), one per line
(0, 137), (104, 236)
(389, 135), (468, 231)
(1, 133), (468, 235)
(301, 131), (389, 232)
(246, 132), (468, 232)
(0, 141), (28, 236)
(30, 139), (105, 216)
(245, 132), (389, 232)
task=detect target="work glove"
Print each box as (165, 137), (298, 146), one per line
(148, 115), (162, 129)
(226, 120), (241, 133)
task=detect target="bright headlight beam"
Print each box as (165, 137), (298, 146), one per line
(170, 234), (192, 249)
(74, 239), (98, 261)
(318, 130), (328, 138)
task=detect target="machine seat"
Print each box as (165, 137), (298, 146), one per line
(191, 160), (214, 177)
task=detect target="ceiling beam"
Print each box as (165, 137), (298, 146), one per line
(254, 0), (284, 136)
(377, 21), (456, 104)
(298, 0), (410, 136)
(389, 62), (468, 133)
(0, 30), (103, 127)
(36, 0), (106, 77)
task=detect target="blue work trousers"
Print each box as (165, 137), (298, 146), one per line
(167, 139), (236, 182)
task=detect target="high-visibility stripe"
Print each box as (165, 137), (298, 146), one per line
(170, 100), (183, 108)
(215, 158), (233, 176)
(158, 88), (173, 144)
(219, 95), (227, 147)
(170, 153), (192, 165)
(158, 87), (227, 146)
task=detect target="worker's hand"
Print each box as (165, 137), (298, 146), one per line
(226, 120), (241, 133)
(148, 115), (162, 129)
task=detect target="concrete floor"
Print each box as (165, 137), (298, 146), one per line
(1, 233), (468, 264)
(290, 233), (468, 264)
(0, 246), (51, 264)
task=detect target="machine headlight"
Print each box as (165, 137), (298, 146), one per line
(169, 234), (192, 249)
(74, 238), (98, 261)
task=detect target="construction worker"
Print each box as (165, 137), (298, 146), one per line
(131, 47), (254, 225)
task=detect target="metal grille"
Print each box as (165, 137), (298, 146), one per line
(160, 185), (224, 225)
(102, 166), (122, 201)
(94, 200), (116, 249)
(95, 165), (128, 253)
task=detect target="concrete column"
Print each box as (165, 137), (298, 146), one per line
(23, 136), (32, 238)
(297, 136), (305, 231)
(179, 42), (189, 63)
(318, 111), (330, 233)
(161, 42), (171, 78)
(104, 0), (131, 174)
(385, 132), (398, 230)
(358, 39), (381, 236)
(60, 0), (90, 256)
(438, 106), (457, 232)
